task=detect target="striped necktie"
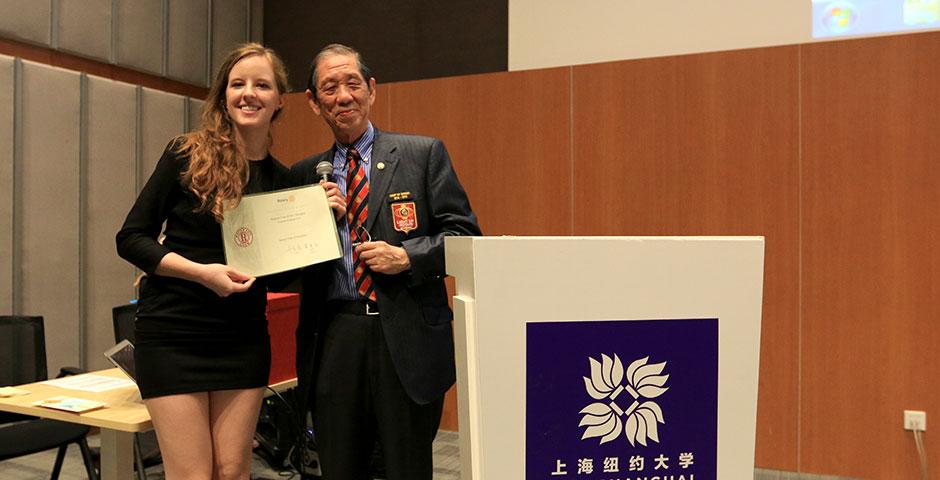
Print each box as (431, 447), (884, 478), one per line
(346, 147), (376, 301)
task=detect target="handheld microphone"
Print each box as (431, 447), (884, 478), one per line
(315, 160), (334, 183)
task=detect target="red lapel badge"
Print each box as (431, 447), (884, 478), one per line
(391, 202), (418, 233)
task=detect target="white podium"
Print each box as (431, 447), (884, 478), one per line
(445, 236), (764, 480)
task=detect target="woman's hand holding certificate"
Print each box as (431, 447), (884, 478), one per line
(221, 184), (342, 276)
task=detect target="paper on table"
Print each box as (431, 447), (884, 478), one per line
(34, 396), (107, 413)
(42, 374), (135, 393)
(0, 386), (30, 397)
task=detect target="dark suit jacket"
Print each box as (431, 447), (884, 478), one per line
(291, 130), (481, 409)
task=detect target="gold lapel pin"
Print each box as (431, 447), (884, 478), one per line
(377, 162), (386, 170)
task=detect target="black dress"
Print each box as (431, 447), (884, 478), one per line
(116, 140), (294, 399)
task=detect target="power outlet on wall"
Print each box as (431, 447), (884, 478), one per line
(904, 410), (927, 431)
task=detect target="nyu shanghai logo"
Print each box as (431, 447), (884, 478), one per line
(526, 319), (717, 479)
(579, 354), (669, 447)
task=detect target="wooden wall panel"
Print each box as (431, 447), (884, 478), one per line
(801, 32), (940, 479)
(114, 0), (165, 76)
(167, 0), (209, 86)
(187, 97), (204, 132)
(57, 0), (112, 62)
(84, 76), (138, 370)
(3, 0), (251, 92)
(18, 61), (81, 373)
(0, 55), (11, 310)
(0, 37), (208, 99)
(0, 0), (50, 46)
(211, 0), (249, 81)
(571, 46), (801, 470)
(138, 88), (186, 189)
(386, 68), (571, 235)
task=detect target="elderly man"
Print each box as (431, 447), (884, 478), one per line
(291, 43), (481, 480)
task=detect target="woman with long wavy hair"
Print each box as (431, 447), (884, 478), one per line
(117, 43), (341, 479)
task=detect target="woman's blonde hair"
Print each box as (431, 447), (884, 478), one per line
(178, 42), (289, 221)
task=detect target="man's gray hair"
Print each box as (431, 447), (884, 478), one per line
(306, 43), (373, 97)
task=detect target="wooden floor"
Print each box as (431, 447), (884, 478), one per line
(0, 430), (461, 480)
(0, 431), (858, 480)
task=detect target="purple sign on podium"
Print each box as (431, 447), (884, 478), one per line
(526, 319), (718, 480)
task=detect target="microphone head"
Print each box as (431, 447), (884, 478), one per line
(315, 160), (334, 179)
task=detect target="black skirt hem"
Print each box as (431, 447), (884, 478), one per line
(139, 380), (269, 400)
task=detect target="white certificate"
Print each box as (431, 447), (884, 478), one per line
(221, 185), (342, 276)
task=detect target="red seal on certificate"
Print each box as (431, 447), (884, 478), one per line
(391, 202), (417, 233)
(234, 227), (253, 247)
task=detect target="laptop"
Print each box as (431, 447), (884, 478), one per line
(103, 339), (137, 383)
